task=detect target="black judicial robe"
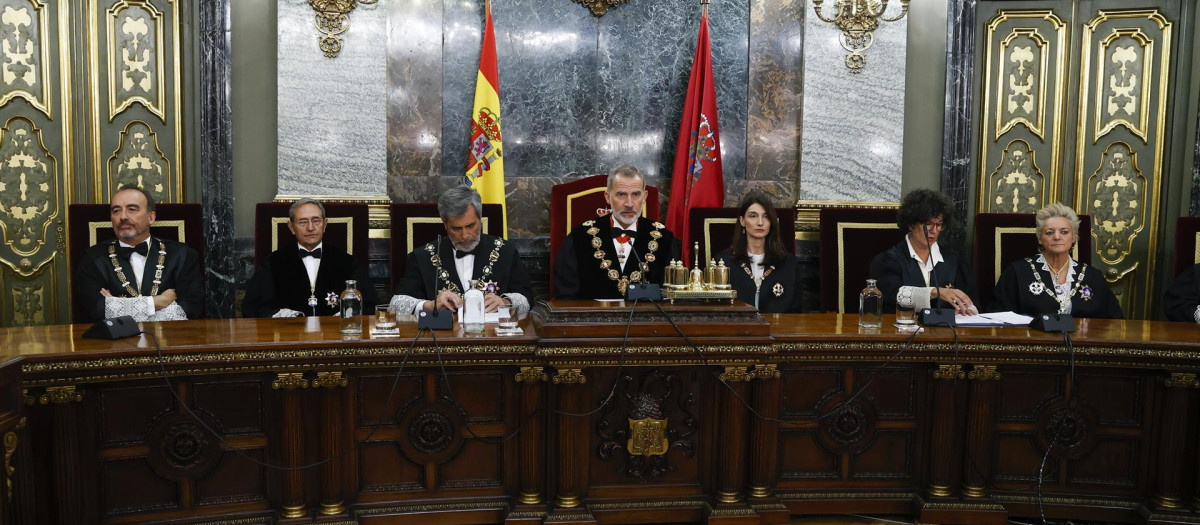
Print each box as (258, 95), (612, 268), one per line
(1163, 264), (1200, 323)
(242, 242), (373, 317)
(989, 257), (1123, 319)
(867, 240), (977, 313)
(553, 215), (680, 299)
(74, 237), (205, 323)
(393, 234), (533, 304)
(716, 250), (803, 313)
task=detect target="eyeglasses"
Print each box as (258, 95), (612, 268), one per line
(919, 221), (944, 232)
(294, 218), (324, 227)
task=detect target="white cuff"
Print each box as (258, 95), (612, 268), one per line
(144, 296), (155, 313)
(272, 308), (305, 318)
(897, 286), (933, 310)
(148, 302), (188, 321)
(389, 295), (426, 316)
(1193, 305), (1200, 325)
(502, 293), (530, 317)
(105, 296), (153, 321)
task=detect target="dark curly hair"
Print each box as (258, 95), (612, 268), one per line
(896, 189), (955, 231)
(731, 191), (789, 266)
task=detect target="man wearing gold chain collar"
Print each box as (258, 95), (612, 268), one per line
(553, 164), (679, 299)
(74, 186), (204, 323)
(390, 186), (533, 316)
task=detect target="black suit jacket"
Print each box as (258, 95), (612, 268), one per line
(716, 251), (803, 313)
(242, 243), (373, 317)
(989, 257), (1123, 319)
(1163, 264), (1200, 323)
(867, 239), (977, 313)
(393, 234), (533, 305)
(74, 237), (204, 323)
(553, 215), (680, 299)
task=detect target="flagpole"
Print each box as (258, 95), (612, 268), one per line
(700, 0), (708, 18)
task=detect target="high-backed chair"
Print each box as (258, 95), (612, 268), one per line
(388, 202), (504, 291)
(973, 212), (1092, 309)
(1174, 216), (1200, 277)
(253, 202), (369, 268)
(68, 203), (206, 322)
(548, 175), (660, 296)
(818, 207), (904, 313)
(687, 206), (796, 265)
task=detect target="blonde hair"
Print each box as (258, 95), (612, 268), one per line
(1035, 202), (1080, 238)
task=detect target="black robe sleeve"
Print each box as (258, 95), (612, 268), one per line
(500, 244), (534, 303)
(73, 249), (109, 323)
(1163, 265), (1200, 323)
(173, 246), (206, 319)
(868, 247), (905, 313)
(240, 262), (280, 317)
(553, 235), (581, 299)
(989, 261), (1023, 314)
(785, 256), (804, 313)
(394, 249), (435, 301)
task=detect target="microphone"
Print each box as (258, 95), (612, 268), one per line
(418, 234), (452, 329)
(918, 223), (956, 327)
(623, 235), (661, 300)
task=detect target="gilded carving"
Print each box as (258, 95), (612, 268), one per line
(39, 385), (81, 404)
(309, 0), (378, 58)
(3, 417), (23, 503)
(271, 372), (309, 390)
(107, 120), (169, 201)
(811, 0), (909, 73)
(932, 364), (964, 380)
(967, 365), (1001, 381)
(996, 29), (1049, 140)
(986, 140), (1044, 213)
(11, 280), (42, 325)
(1094, 30), (1151, 143)
(598, 370), (696, 481)
(720, 366), (752, 382)
(626, 417), (668, 457)
(572, 0), (629, 17)
(514, 366), (548, 383)
(0, 0), (50, 118)
(1163, 372), (1199, 389)
(0, 116), (57, 273)
(1085, 142), (1145, 265)
(751, 363), (780, 379)
(313, 370), (347, 388)
(106, 0), (164, 121)
(551, 368), (586, 384)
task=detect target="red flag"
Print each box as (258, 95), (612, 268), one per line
(666, 12), (724, 265)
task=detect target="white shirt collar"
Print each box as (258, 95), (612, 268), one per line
(905, 233), (944, 270)
(298, 241), (324, 252)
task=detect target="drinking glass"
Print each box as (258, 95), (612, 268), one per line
(895, 304), (917, 329)
(375, 305), (397, 330)
(497, 306), (518, 330)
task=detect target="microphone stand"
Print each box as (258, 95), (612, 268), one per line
(918, 223), (956, 327)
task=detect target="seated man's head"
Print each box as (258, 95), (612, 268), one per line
(288, 198), (327, 250)
(111, 185), (156, 245)
(605, 164), (645, 229)
(438, 186), (483, 252)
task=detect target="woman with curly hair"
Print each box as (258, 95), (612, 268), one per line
(990, 203), (1122, 319)
(715, 192), (803, 313)
(868, 189), (978, 315)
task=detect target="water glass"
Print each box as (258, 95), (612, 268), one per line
(375, 305), (397, 330)
(497, 306), (518, 330)
(895, 304), (917, 329)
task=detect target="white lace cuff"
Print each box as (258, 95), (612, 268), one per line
(272, 308), (305, 318)
(1193, 305), (1200, 325)
(148, 303), (188, 321)
(897, 286), (933, 310)
(389, 295), (426, 315)
(105, 296), (154, 321)
(503, 293), (530, 318)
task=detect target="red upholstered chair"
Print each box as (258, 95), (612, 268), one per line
(818, 206), (904, 313)
(68, 203), (206, 322)
(253, 202), (369, 267)
(973, 212), (1092, 309)
(548, 175), (660, 296)
(687, 206), (796, 265)
(388, 202), (504, 291)
(1174, 216), (1200, 277)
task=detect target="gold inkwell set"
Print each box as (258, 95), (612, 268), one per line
(662, 243), (737, 304)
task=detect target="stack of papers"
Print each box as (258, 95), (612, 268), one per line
(954, 311), (1034, 326)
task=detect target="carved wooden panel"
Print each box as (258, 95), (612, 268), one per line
(0, 0), (66, 326)
(978, 9), (1068, 214)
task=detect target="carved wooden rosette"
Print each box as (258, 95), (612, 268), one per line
(926, 365), (965, 498)
(963, 365), (1000, 498)
(315, 371), (348, 516)
(273, 372), (308, 519)
(515, 367), (547, 505)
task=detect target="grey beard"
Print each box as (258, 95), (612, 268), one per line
(452, 236), (481, 253)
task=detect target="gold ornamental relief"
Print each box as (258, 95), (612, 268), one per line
(106, 0), (166, 122)
(1084, 143), (1145, 265)
(0, 116), (58, 274)
(573, 0), (630, 17)
(107, 121), (170, 202)
(309, 0), (378, 58)
(996, 28), (1050, 140)
(986, 140), (1044, 213)
(1094, 30), (1152, 143)
(626, 417), (669, 456)
(0, 0), (51, 118)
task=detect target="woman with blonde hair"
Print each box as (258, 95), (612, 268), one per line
(990, 203), (1122, 318)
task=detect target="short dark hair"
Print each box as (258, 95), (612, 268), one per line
(896, 189), (954, 231)
(731, 191), (789, 265)
(288, 198), (327, 221)
(115, 185), (156, 213)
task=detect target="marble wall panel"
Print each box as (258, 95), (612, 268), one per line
(798, 3), (907, 202)
(277, 0), (387, 196)
(746, 0), (803, 204)
(940, 0), (977, 249)
(387, 0), (444, 181)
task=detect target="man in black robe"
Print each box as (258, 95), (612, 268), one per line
(1163, 264), (1200, 324)
(390, 186), (533, 315)
(553, 164), (679, 299)
(74, 186), (204, 323)
(242, 198), (373, 317)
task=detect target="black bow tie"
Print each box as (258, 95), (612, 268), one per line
(116, 243), (148, 259)
(455, 246), (482, 259)
(612, 228), (636, 239)
(300, 248), (322, 259)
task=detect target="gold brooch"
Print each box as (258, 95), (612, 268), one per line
(647, 240), (659, 251)
(772, 283), (784, 297)
(591, 237), (603, 249)
(630, 271), (642, 282)
(587, 227), (600, 236)
(600, 259), (612, 269)
(594, 250), (606, 260)
(645, 254), (656, 263)
(583, 220), (595, 227)
(608, 269), (620, 280)
(649, 230), (663, 240)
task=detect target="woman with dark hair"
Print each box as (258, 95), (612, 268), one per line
(715, 192), (803, 313)
(867, 189), (978, 315)
(990, 203), (1122, 318)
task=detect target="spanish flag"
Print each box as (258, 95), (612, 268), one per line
(465, 0), (507, 237)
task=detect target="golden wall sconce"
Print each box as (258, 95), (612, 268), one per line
(309, 0), (379, 58)
(573, 0), (631, 16)
(812, 0), (909, 73)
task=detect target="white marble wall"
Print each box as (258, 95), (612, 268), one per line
(277, 0), (387, 196)
(799, 4), (907, 202)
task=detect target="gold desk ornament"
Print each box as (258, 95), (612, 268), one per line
(626, 417), (669, 456)
(661, 246), (737, 304)
(309, 0), (379, 58)
(811, 0), (909, 73)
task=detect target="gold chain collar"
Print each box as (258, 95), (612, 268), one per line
(426, 238), (505, 295)
(107, 239), (167, 297)
(583, 218), (664, 294)
(1026, 257), (1089, 312)
(739, 259), (775, 292)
